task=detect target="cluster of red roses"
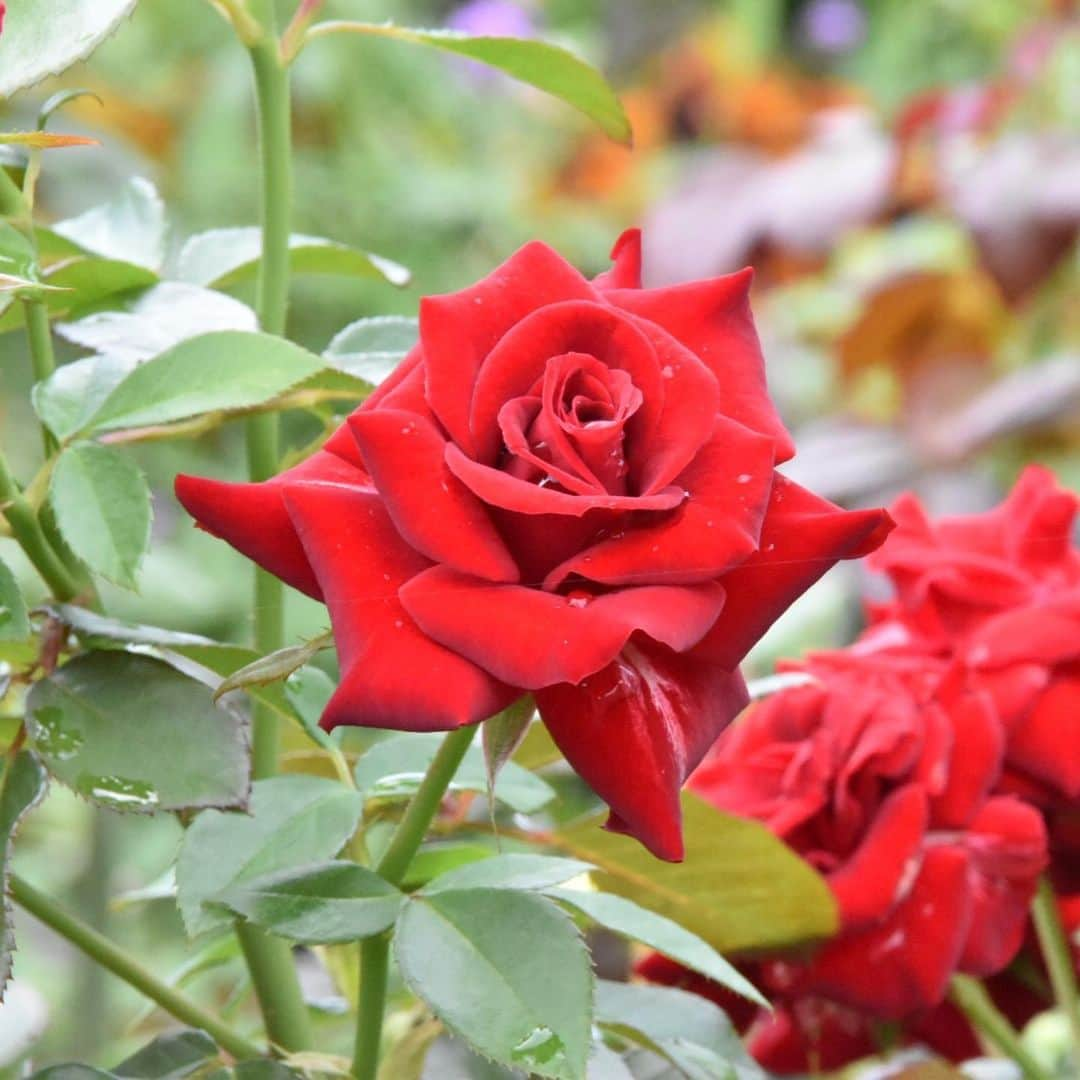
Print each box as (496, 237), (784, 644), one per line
(643, 466), (1080, 1072)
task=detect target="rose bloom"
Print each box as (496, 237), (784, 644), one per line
(689, 650), (1047, 1018)
(176, 230), (890, 860)
(867, 466), (1080, 806)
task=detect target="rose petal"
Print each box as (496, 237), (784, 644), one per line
(931, 684), (1003, 828)
(544, 416), (774, 589)
(399, 566), (726, 689)
(445, 442), (685, 517)
(593, 228), (643, 290)
(827, 785), (928, 932)
(420, 242), (597, 455)
(283, 482), (515, 730)
(796, 845), (972, 1017)
(1006, 673), (1080, 800)
(605, 269), (796, 461)
(468, 300), (663, 465)
(348, 409), (519, 583)
(536, 639), (750, 860)
(694, 476), (895, 669)
(174, 450), (369, 600)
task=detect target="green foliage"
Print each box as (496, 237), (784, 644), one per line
(482, 698), (536, 797)
(82, 331), (327, 433)
(547, 889), (765, 1007)
(0, 0), (138, 98)
(354, 732), (555, 814)
(112, 1030), (220, 1079)
(395, 887), (593, 1079)
(25, 651), (250, 812)
(420, 853), (592, 894)
(175, 228), (410, 290)
(0, 752), (48, 995)
(176, 775), (363, 937)
(323, 315), (419, 386)
(594, 981), (765, 1080)
(34, 355), (139, 442)
(308, 24), (632, 145)
(0, 557), (30, 641)
(556, 792), (838, 955)
(217, 861), (404, 944)
(49, 442), (152, 587)
(212, 635), (332, 702)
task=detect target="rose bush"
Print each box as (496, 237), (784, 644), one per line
(176, 228), (891, 859)
(866, 465), (1080, 807)
(686, 650), (1047, 1018)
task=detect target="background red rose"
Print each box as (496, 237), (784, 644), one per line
(690, 651), (1047, 1016)
(177, 229), (891, 861)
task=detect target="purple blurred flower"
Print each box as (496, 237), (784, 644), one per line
(800, 0), (867, 55)
(447, 0), (536, 39)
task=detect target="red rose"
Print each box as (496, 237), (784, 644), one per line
(175, 230), (891, 860)
(691, 651), (1047, 1015)
(868, 466), (1080, 803)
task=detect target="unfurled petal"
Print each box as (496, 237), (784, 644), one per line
(536, 640), (749, 861)
(400, 567), (725, 689)
(284, 482), (515, 730)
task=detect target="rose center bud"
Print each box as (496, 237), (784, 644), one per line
(497, 351), (643, 496)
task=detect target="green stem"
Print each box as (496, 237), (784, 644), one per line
(0, 163), (27, 220)
(353, 935), (390, 1080)
(352, 724), (479, 1079)
(1032, 875), (1080, 1064)
(10, 873), (262, 1061)
(950, 974), (1050, 1080)
(0, 450), (79, 600)
(23, 301), (58, 455)
(230, 4), (312, 1055)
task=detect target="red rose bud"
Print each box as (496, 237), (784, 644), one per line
(691, 651), (1048, 1017)
(175, 230), (892, 860)
(869, 466), (1080, 805)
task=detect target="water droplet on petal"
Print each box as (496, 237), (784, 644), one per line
(566, 591), (591, 609)
(394, 619), (404, 629)
(661, 365), (674, 379)
(736, 473), (752, 484)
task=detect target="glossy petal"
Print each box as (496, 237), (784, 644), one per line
(827, 785), (928, 932)
(536, 640), (750, 861)
(797, 846), (972, 1017)
(694, 476), (895, 669)
(605, 269), (795, 461)
(1007, 673), (1080, 799)
(283, 482), (514, 730)
(400, 567), (725, 689)
(960, 796), (1047, 975)
(174, 450), (368, 600)
(420, 242), (596, 454)
(445, 442), (685, 517)
(931, 685), (1003, 828)
(348, 409), (519, 583)
(544, 416), (774, 589)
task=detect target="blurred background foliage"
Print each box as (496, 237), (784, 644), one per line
(1, 0), (1077, 1069)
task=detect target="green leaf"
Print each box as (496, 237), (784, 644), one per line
(323, 315), (418, 386)
(213, 634), (332, 702)
(176, 775), (363, 937)
(283, 666), (337, 752)
(25, 651), (250, 814)
(354, 733), (555, 814)
(401, 842), (498, 892)
(422, 854), (592, 895)
(594, 981), (764, 1080)
(26, 1069), (114, 1080)
(0, 0), (137, 98)
(395, 888), (592, 1079)
(0, 752), (48, 998)
(586, 1044), (634, 1080)
(554, 792), (837, 955)
(113, 1030), (220, 1079)
(175, 228), (409, 289)
(50, 178), (166, 272)
(33, 355), (137, 442)
(49, 442), (152, 588)
(482, 697), (535, 799)
(0, 223), (39, 284)
(218, 860), (403, 944)
(83, 330), (329, 433)
(37, 89), (105, 131)
(309, 24), (632, 144)
(56, 283), (257, 363)
(546, 889), (765, 1007)
(0, 558), (30, 642)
